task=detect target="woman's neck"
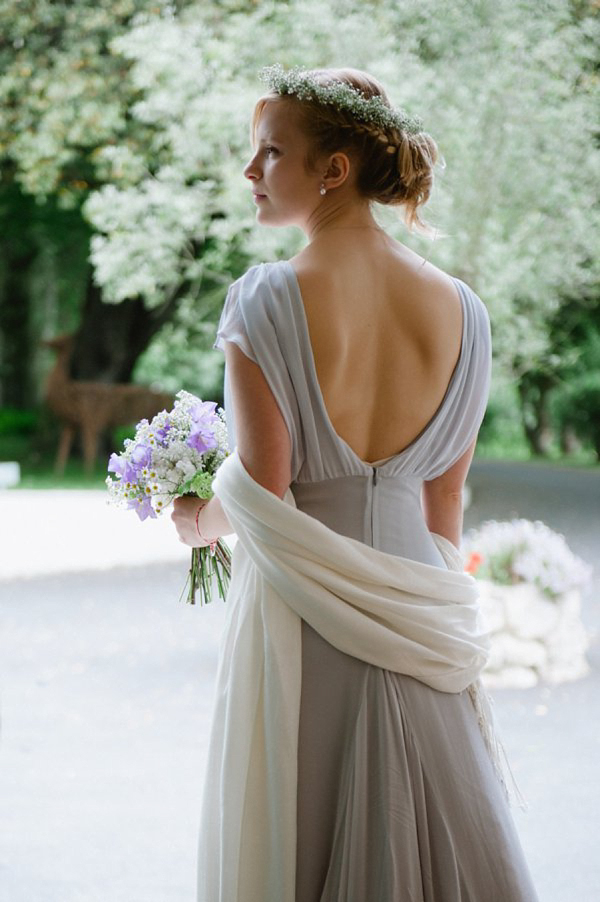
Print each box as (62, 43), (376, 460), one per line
(305, 199), (380, 242)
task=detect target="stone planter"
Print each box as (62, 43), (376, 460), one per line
(477, 579), (590, 689)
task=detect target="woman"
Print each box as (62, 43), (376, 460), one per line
(172, 66), (538, 902)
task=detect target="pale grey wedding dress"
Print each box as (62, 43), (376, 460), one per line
(214, 260), (539, 902)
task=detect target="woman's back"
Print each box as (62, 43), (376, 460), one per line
(292, 232), (463, 463)
(215, 255), (489, 565)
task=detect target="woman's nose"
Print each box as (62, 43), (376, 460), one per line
(244, 154), (260, 180)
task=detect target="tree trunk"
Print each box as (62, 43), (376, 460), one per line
(0, 246), (36, 407)
(559, 425), (581, 456)
(517, 372), (555, 456)
(69, 267), (184, 383)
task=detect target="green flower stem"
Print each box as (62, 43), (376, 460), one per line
(180, 540), (232, 605)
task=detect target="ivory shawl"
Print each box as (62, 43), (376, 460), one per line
(197, 452), (491, 902)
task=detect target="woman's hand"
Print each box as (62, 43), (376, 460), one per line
(171, 496), (213, 548)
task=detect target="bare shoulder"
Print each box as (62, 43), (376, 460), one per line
(387, 244), (462, 315)
(359, 242), (464, 361)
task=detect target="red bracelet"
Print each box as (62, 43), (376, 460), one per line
(195, 505), (217, 551)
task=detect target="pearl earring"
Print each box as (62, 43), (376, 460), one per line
(319, 184), (327, 196)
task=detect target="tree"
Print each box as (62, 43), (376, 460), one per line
(0, 0), (199, 404)
(83, 0), (600, 419)
(1, 0), (598, 461)
(548, 286), (600, 457)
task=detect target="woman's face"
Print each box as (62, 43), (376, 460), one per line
(244, 100), (324, 230)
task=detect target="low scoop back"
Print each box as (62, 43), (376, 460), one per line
(215, 260), (491, 485)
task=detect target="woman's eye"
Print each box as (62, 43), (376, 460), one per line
(265, 146), (279, 156)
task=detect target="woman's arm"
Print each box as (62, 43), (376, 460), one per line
(421, 438), (477, 549)
(171, 341), (292, 547)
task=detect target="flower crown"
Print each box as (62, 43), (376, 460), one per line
(258, 64), (423, 137)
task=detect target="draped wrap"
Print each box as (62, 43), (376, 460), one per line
(196, 452), (495, 902)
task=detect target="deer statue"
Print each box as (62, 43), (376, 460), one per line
(43, 334), (174, 474)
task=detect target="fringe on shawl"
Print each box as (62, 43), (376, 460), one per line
(434, 532), (526, 810)
(467, 680), (528, 810)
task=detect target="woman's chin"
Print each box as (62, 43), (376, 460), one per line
(256, 209), (290, 229)
(255, 205), (272, 224)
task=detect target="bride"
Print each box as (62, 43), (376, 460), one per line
(172, 65), (539, 902)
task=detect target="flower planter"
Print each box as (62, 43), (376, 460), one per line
(463, 519), (592, 689)
(477, 579), (590, 688)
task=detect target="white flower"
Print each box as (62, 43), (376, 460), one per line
(463, 518), (592, 599)
(175, 458), (196, 479)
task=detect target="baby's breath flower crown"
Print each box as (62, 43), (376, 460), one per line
(259, 64), (423, 137)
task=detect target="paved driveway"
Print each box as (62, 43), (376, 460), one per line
(0, 461), (598, 901)
(464, 461), (600, 902)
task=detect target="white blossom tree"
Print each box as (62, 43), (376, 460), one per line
(83, 0), (599, 412)
(1, 0), (598, 448)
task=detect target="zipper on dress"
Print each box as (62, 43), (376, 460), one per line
(370, 467), (378, 547)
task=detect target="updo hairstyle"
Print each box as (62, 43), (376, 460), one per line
(253, 68), (439, 234)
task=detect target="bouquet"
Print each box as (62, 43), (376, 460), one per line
(106, 390), (231, 604)
(463, 518), (592, 600)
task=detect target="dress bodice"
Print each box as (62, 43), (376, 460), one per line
(215, 260), (491, 565)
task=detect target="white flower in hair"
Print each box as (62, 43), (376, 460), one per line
(259, 64), (423, 136)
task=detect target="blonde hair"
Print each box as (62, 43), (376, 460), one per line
(252, 67), (438, 234)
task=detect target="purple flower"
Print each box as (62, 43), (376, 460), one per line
(130, 443), (153, 471)
(127, 496), (157, 521)
(191, 400), (218, 423)
(187, 401), (218, 455)
(155, 419), (171, 445)
(108, 453), (137, 484)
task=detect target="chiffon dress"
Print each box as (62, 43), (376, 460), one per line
(208, 260), (539, 902)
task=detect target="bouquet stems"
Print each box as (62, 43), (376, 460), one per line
(181, 540), (232, 605)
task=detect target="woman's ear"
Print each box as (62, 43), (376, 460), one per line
(322, 152), (351, 191)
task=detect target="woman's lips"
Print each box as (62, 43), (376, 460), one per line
(253, 193), (267, 203)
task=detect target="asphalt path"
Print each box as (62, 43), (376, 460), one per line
(463, 461), (600, 902)
(0, 461), (598, 902)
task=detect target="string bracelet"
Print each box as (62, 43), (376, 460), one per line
(196, 504), (218, 553)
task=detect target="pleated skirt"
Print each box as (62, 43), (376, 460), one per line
(296, 622), (539, 902)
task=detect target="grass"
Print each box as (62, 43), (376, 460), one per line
(0, 435), (110, 490)
(476, 442), (598, 469)
(15, 461), (109, 490)
(475, 436), (598, 469)
(0, 423), (142, 490)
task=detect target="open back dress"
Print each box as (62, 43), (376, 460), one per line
(213, 259), (539, 902)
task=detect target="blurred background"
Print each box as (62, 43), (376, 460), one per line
(0, 1), (599, 900)
(0, 0), (598, 481)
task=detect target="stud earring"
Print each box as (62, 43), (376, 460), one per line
(319, 184), (327, 196)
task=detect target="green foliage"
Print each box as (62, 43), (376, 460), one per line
(112, 423), (138, 447)
(81, 0), (599, 374)
(475, 379), (533, 461)
(0, 0), (598, 453)
(544, 290), (600, 457)
(13, 457), (109, 489)
(188, 470), (215, 499)
(0, 0), (184, 202)
(0, 407), (38, 435)
(553, 372), (600, 459)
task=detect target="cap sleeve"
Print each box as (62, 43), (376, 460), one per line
(214, 279), (258, 363)
(213, 264), (304, 480)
